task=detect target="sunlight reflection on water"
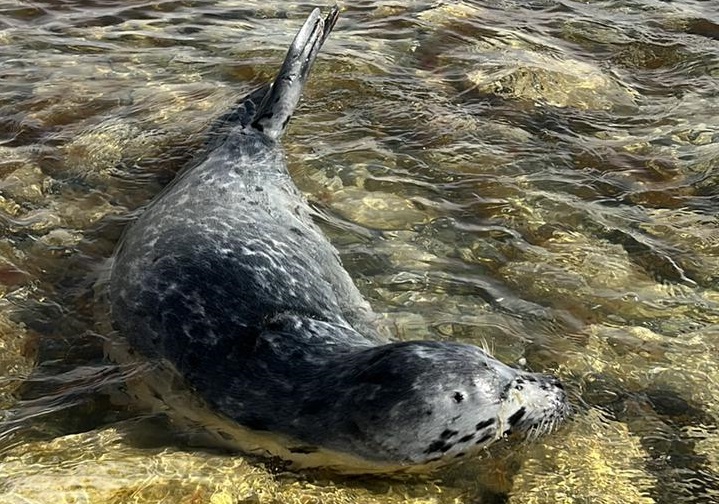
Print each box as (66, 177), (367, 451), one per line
(0, 0), (717, 502)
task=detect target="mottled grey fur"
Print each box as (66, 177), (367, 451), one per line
(110, 6), (568, 469)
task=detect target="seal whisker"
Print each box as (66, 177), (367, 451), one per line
(478, 337), (494, 358)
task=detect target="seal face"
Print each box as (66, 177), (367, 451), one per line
(108, 7), (568, 473)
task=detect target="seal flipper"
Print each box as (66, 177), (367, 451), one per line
(204, 84), (270, 150)
(252, 6), (339, 139)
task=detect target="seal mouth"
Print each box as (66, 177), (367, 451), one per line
(500, 405), (568, 445)
(522, 407), (568, 441)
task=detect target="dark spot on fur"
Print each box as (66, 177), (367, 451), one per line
(185, 350), (202, 368)
(255, 186), (263, 192)
(355, 366), (400, 385)
(345, 420), (363, 438)
(453, 391), (464, 403)
(508, 407), (526, 426)
(425, 409), (433, 416)
(289, 445), (317, 454)
(440, 429), (458, 439)
(455, 452), (466, 458)
(475, 418), (495, 431)
(425, 440), (447, 454)
(459, 433), (474, 443)
(255, 122), (264, 132)
(475, 433), (493, 445)
(299, 399), (326, 416)
(428, 456), (442, 462)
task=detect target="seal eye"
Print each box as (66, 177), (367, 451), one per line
(452, 391), (464, 403)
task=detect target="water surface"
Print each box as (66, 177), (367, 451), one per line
(1, 1), (718, 503)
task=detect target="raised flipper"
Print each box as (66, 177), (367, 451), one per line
(251, 6), (339, 139)
(204, 84), (270, 151)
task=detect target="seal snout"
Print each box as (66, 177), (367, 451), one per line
(500, 371), (569, 439)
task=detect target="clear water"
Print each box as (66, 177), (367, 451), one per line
(0, 1), (717, 503)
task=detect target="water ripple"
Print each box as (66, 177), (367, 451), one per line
(0, 0), (717, 502)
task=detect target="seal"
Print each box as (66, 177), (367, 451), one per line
(108, 6), (568, 473)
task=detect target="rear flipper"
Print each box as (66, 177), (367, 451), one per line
(251, 6), (339, 139)
(206, 7), (337, 146)
(205, 84), (270, 150)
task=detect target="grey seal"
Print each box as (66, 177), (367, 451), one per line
(108, 6), (568, 473)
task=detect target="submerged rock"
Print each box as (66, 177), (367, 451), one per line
(331, 186), (431, 230)
(0, 422), (467, 504)
(509, 409), (657, 504)
(0, 304), (34, 411)
(465, 52), (637, 110)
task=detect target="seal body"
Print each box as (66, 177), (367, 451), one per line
(109, 7), (568, 472)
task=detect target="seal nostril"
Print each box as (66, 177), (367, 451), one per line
(452, 391), (464, 403)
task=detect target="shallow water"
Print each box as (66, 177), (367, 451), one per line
(0, 0), (718, 502)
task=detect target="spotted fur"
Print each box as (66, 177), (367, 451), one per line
(109, 6), (568, 472)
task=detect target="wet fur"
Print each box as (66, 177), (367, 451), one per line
(109, 7), (568, 471)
